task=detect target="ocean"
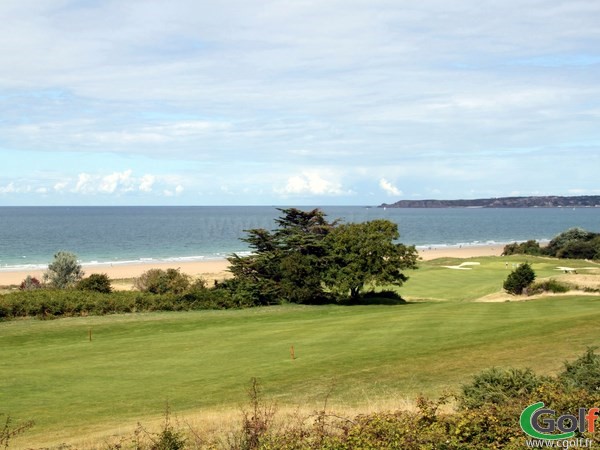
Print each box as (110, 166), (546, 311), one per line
(0, 206), (599, 271)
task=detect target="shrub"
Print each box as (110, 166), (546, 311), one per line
(528, 278), (571, 295)
(502, 240), (542, 256)
(544, 228), (600, 259)
(503, 262), (536, 295)
(76, 273), (113, 293)
(0, 286), (237, 320)
(557, 240), (598, 260)
(43, 251), (84, 289)
(134, 268), (191, 294)
(458, 367), (544, 409)
(19, 275), (42, 291)
(559, 347), (600, 393)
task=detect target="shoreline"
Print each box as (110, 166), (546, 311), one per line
(0, 245), (503, 287)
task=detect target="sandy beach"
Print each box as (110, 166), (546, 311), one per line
(0, 245), (503, 287)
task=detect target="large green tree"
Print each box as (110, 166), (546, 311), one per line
(323, 220), (419, 301)
(227, 209), (418, 304)
(227, 208), (335, 304)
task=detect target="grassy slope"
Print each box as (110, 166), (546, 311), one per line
(1, 256), (599, 447)
(402, 254), (598, 301)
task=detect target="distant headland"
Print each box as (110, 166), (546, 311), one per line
(379, 195), (600, 208)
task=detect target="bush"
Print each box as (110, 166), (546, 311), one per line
(134, 268), (191, 295)
(557, 240), (598, 260)
(528, 279), (570, 295)
(19, 275), (42, 291)
(559, 347), (600, 393)
(458, 367), (544, 409)
(76, 273), (113, 293)
(0, 285), (238, 320)
(503, 263), (536, 295)
(544, 228), (600, 259)
(43, 251), (84, 289)
(502, 240), (542, 256)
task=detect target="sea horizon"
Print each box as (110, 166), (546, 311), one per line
(1, 205), (598, 271)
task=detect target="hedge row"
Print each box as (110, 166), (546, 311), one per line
(0, 288), (242, 321)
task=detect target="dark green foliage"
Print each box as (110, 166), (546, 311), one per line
(0, 287), (238, 321)
(458, 367), (544, 409)
(351, 290), (406, 305)
(503, 262), (536, 295)
(502, 240), (542, 256)
(76, 273), (113, 293)
(324, 220), (418, 301)
(135, 268), (191, 294)
(227, 208), (335, 305)
(559, 347), (600, 393)
(43, 251), (84, 289)
(19, 275), (42, 291)
(544, 228), (600, 259)
(228, 208), (417, 305)
(557, 239), (600, 260)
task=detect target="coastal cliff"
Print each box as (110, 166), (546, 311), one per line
(380, 195), (600, 208)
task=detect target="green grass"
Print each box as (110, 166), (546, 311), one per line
(401, 255), (596, 301)
(1, 256), (599, 447)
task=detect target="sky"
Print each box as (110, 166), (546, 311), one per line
(1, 0), (599, 206)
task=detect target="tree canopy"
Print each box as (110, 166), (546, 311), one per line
(501, 228), (600, 260)
(43, 251), (84, 289)
(225, 208), (418, 304)
(324, 220), (418, 300)
(503, 263), (536, 295)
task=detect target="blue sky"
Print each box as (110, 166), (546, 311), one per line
(1, 0), (599, 206)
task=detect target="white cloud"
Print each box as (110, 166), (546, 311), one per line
(73, 173), (93, 194)
(99, 170), (134, 193)
(277, 170), (346, 196)
(139, 174), (155, 192)
(0, 183), (16, 194)
(163, 184), (184, 197)
(0, 182), (34, 194)
(379, 178), (402, 197)
(54, 181), (68, 192)
(66, 170), (183, 196)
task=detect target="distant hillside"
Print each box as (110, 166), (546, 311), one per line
(380, 195), (600, 208)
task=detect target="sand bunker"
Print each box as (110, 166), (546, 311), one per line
(443, 262), (481, 270)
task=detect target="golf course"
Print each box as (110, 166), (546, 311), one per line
(1, 254), (600, 448)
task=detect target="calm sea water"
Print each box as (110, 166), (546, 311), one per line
(0, 206), (599, 270)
